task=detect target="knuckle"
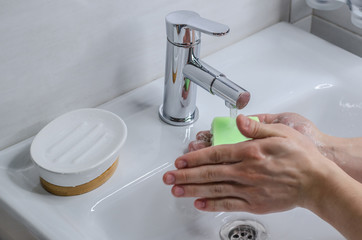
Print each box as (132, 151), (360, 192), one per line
(180, 171), (190, 183)
(210, 148), (223, 164)
(204, 169), (217, 181)
(212, 146), (234, 164)
(222, 200), (234, 211)
(244, 143), (264, 161)
(207, 170), (215, 180)
(212, 184), (224, 194)
(251, 121), (261, 137)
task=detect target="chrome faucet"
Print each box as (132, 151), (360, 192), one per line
(159, 10), (251, 126)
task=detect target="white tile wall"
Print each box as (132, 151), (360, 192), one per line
(294, 15), (312, 32)
(314, 4), (362, 36)
(312, 4), (362, 57)
(311, 15), (362, 57)
(290, 1), (362, 57)
(0, 0), (290, 150)
(304, 3), (362, 57)
(290, 0), (313, 32)
(291, 0), (313, 23)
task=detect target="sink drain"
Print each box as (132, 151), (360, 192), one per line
(228, 225), (257, 240)
(220, 219), (267, 240)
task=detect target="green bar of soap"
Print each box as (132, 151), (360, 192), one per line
(211, 116), (259, 146)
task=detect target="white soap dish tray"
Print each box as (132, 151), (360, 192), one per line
(30, 108), (127, 196)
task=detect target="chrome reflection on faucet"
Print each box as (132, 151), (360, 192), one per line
(159, 10), (251, 126)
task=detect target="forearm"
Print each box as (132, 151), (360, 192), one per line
(320, 135), (362, 182)
(306, 161), (362, 240)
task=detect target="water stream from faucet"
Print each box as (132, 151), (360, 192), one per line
(229, 107), (238, 120)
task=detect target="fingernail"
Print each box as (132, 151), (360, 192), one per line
(173, 186), (184, 197)
(195, 199), (206, 209)
(176, 160), (187, 169)
(164, 173), (175, 184)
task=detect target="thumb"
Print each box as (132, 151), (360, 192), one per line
(236, 114), (286, 139)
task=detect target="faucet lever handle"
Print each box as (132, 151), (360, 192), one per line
(166, 10), (229, 45)
(186, 13), (230, 36)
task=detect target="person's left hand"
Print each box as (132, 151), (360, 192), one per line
(163, 114), (332, 213)
(188, 112), (325, 153)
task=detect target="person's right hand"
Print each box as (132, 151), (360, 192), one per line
(165, 114), (337, 214)
(165, 114), (362, 240)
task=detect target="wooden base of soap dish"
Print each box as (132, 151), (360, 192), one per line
(40, 159), (118, 196)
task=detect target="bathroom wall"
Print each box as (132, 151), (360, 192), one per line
(289, 0), (362, 57)
(312, 5), (362, 57)
(290, 0), (313, 31)
(0, 0), (290, 150)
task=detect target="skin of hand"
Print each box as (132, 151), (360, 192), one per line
(164, 114), (330, 213)
(254, 113), (340, 165)
(163, 114), (362, 240)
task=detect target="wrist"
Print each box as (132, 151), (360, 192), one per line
(303, 161), (362, 240)
(315, 133), (340, 163)
(319, 136), (362, 182)
(299, 155), (335, 210)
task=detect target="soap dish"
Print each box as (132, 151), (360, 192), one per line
(30, 108), (127, 196)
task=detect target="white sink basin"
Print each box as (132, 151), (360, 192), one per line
(1, 22), (361, 239)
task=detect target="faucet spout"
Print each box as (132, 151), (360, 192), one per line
(183, 60), (250, 109)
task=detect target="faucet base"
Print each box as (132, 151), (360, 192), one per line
(158, 105), (199, 126)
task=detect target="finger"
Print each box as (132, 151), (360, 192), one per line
(171, 183), (247, 199)
(196, 131), (212, 142)
(194, 197), (250, 212)
(175, 143), (246, 169)
(163, 164), (234, 185)
(251, 113), (280, 124)
(188, 140), (211, 152)
(236, 114), (288, 139)
(254, 112), (303, 126)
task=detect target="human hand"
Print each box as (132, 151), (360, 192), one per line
(189, 112), (331, 159)
(255, 112), (325, 146)
(257, 113), (362, 183)
(163, 115), (331, 213)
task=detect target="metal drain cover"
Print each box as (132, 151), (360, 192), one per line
(228, 225), (257, 240)
(220, 219), (267, 240)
